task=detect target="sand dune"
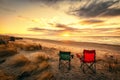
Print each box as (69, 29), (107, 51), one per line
(0, 37), (120, 80)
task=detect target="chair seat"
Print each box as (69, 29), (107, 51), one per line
(60, 54), (71, 60)
(82, 60), (95, 63)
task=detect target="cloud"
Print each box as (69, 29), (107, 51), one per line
(28, 23), (78, 33)
(29, 0), (60, 3)
(28, 25), (120, 36)
(55, 23), (77, 31)
(29, 0), (78, 4)
(72, 28), (120, 36)
(93, 22), (120, 27)
(93, 28), (120, 31)
(0, 6), (16, 13)
(48, 23), (78, 31)
(68, 0), (120, 18)
(92, 28), (120, 36)
(0, 0), (3, 3)
(28, 0), (63, 7)
(28, 26), (74, 36)
(80, 19), (104, 25)
(28, 23), (80, 36)
(28, 27), (59, 32)
(101, 8), (120, 17)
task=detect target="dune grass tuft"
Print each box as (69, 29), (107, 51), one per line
(35, 53), (49, 61)
(0, 44), (6, 49)
(36, 71), (54, 80)
(14, 42), (42, 51)
(0, 47), (17, 58)
(21, 63), (38, 73)
(17, 63), (38, 80)
(38, 61), (50, 71)
(0, 70), (15, 80)
(0, 43), (18, 64)
(31, 52), (50, 63)
(6, 54), (30, 67)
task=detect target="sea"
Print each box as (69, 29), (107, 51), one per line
(24, 36), (120, 46)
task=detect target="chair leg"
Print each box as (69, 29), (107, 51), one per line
(94, 63), (96, 73)
(91, 63), (96, 73)
(59, 59), (61, 69)
(80, 62), (84, 68)
(82, 66), (86, 73)
(68, 60), (71, 70)
(86, 63), (96, 73)
(80, 63), (86, 73)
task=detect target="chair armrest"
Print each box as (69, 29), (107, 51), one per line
(76, 53), (83, 61)
(71, 54), (74, 59)
(79, 57), (84, 62)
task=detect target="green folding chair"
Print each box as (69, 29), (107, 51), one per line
(59, 51), (72, 70)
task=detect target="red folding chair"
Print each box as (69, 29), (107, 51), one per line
(76, 50), (96, 73)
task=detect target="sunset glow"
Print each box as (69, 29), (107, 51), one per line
(61, 32), (71, 37)
(0, 0), (120, 39)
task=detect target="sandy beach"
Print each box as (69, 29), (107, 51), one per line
(1, 0), (120, 79)
(0, 37), (120, 80)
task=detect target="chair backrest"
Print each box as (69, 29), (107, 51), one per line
(76, 54), (81, 58)
(83, 50), (96, 63)
(59, 51), (71, 60)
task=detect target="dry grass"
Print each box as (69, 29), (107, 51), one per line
(36, 71), (53, 80)
(36, 52), (49, 60)
(6, 54), (30, 67)
(0, 44), (6, 49)
(25, 44), (42, 51)
(31, 52), (50, 63)
(17, 60), (50, 80)
(108, 63), (120, 73)
(31, 61), (50, 76)
(0, 37), (54, 80)
(0, 70), (15, 80)
(103, 55), (120, 73)
(0, 43), (17, 64)
(14, 42), (42, 51)
(16, 63), (38, 80)
(0, 46), (17, 58)
(38, 61), (50, 71)
(21, 63), (38, 73)
(7, 42), (16, 47)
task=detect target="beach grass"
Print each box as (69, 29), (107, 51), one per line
(0, 36), (120, 80)
(6, 54), (30, 67)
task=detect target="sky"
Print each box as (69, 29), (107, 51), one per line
(0, 0), (120, 39)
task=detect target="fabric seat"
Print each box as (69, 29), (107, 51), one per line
(76, 50), (96, 73)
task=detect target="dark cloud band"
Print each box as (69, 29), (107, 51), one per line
(69, 0), (120, 18)
(80, 19), (104, 25)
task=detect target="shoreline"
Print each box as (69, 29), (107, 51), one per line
(24, 37), (120, 51)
